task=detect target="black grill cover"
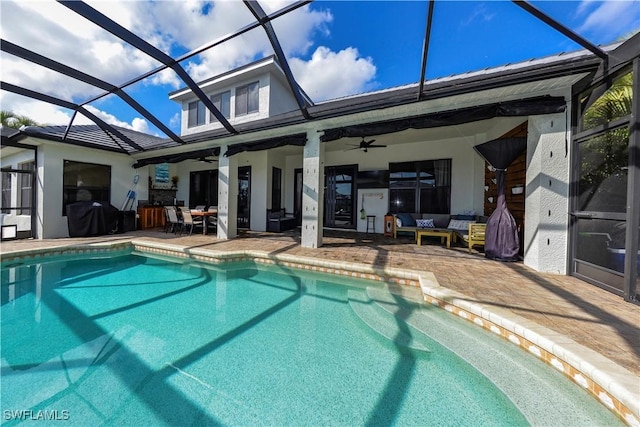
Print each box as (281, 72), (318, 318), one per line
(474, 137), (527, 261)
(66, 201), (119, 237)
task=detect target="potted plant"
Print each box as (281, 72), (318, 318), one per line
(171, 175), (179, 188)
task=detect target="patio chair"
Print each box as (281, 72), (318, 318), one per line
(178, 206), (203, 236)
(164, 206), (182, 234)
(454, 223), (486, 253)
(206, 206), (218, 233)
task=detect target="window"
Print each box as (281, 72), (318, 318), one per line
(210, 91), (231, 122)
(19, 161), (34, 215)
(271, 167), (282, 210)
(63, 160), (111, 215)
(235, 81), (259, 116)
(1, 171), (11, 214)
(389, 159), (451, 214)
(189, 170), (218, 209)
(188, 100), (205, 127)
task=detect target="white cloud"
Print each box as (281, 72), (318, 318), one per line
(84, 106), (152, 133)
(577, 0), (640, 41)
(290, 47), (377, 102)
(460, 3), (495, 27)
(1, 1), (376, 127)
(0, 94), (79, 126)
(0, 92), (154, 133)
(169, 113), (181, 129)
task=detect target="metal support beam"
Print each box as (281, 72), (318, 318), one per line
(512, 1), (608, 62)
(85, 1), (313, 106)
(243, 0), (312, 119)
(623, 58), (639, 302)
(58, 0), (238, 134)
(1, 39), (186, 145)
(417, 0), (435, 100)
(0, 82), (143, 153)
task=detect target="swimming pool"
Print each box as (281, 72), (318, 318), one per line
(1, 250), (623, 426)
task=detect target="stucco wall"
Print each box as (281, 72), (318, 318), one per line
(269, 75), (299, 116)
(34, 142), (141, 239)
(524, 111), (571, 273)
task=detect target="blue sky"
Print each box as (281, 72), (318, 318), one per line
(1, 0), (638, 136)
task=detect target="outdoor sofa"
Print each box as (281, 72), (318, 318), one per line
(393, 212), (487, 252)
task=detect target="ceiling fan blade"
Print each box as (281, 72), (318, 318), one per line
(368, 144), (387, 148)
(197, 157), (218, 163)
(363, 139), (376, 146)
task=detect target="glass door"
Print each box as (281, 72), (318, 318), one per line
(237, 166), (251, 229)
(189, 170), (218, 208)
(571, 70), (635, 295)
(324, 165), (357, 228)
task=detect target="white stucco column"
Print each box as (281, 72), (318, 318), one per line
(524, 110), (570, 273)
(301, 130), (324, 248)
(217, 144), (238, 240)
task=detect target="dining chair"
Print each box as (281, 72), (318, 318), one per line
(179, 206), (203, 236)
(164, 206), (182, 234)
(207, 206), (218, 233)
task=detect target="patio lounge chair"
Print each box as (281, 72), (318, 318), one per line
(454, 223), (486, 253)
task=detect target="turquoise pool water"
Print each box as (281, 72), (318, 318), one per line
(1, 252), (621, 426)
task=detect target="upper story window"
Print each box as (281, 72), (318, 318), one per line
(188, 101), (205, 127)
(210, 91), (231, 122)
(235, 81), (259, 116)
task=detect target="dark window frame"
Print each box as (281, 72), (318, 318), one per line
(271, 167), (282, 210)
(235, 81), (259, 116)
(188, 100), (206, 127)
(1, 171), (11, 214)
(210, 91), (231, 122)
(62, 160), (111, 216)
(19, 161), (35, 215)
(389, 159), (451, 214)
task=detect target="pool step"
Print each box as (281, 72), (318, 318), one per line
(347, 289), (430, 353)
(364, 286), (621, 426)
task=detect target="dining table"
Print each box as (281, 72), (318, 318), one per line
(190, 209), (217, 235)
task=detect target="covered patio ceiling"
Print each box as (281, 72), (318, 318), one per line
(0, 0), (625, 158)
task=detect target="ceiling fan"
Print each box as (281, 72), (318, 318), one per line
(197, 157), (218, 163)
(346, 137), (387, 153)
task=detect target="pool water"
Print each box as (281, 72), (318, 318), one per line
(1, 252), (621, 426)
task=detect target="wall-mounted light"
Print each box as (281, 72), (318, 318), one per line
(511, 185), (524, 195)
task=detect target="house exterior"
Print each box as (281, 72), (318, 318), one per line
(1, 36), (638, 302)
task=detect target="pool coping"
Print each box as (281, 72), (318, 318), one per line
(2, 239), (639, 426)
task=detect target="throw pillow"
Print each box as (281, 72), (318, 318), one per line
(447, 219), (475, 231)
(416, 218), (435, 228)
(396, 213), (417, 227)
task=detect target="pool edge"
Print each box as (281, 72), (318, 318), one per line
(2, 239), (638, 427)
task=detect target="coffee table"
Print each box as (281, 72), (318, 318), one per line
(416, 228), (454, 248)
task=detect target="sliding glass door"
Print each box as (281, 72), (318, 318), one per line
(324, 165), (357, 228)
